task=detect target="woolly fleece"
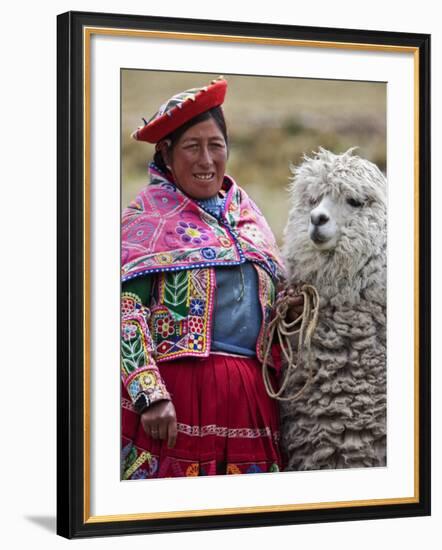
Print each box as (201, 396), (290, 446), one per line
(281, 148), (387, 470)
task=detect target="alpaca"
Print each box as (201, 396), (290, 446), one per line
(280, 147), (387, 470)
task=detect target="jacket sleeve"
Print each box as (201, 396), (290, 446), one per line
(121, 276), (171, 413)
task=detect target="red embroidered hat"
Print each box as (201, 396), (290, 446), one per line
(131, 76), (228, 144)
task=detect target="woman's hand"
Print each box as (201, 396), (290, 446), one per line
(140, 400), (178, 449)
(285, 287), (305, 323)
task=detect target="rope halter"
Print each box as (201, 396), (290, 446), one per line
(262, 283), (320, 401)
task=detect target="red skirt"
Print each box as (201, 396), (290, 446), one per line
(121, 353), (283, 478)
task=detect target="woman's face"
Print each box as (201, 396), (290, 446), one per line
(165, 118), (228, 200)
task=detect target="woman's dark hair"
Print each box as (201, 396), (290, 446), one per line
(153, 106), (228, 173)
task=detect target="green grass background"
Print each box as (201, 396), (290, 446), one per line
(122, 70), (386, 244)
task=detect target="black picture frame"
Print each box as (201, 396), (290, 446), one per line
(57, 10), (431, 539)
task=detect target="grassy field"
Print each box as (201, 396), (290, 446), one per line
(122, 70), (386, 244)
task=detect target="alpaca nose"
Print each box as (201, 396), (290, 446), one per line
(311, 212), (329, 226)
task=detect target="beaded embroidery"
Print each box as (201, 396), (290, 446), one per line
(121, 292), (170, 409)
(121, 441), (280, 479)
(149, 268), (215, 361)
(255, 266), (277, 364)
(123, 450), (153, 480)
(176, 422), (280, 444)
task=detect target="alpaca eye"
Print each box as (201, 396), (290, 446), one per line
(347, 197), (364, 207)
(309, 196), (320, 207)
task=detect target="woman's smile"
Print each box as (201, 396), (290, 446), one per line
(193, 172), (215, 181)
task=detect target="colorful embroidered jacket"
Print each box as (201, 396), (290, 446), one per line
(121, 164), (285, 413)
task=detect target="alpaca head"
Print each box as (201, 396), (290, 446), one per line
(283, 148), (387, 294)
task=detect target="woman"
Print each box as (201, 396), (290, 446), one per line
(121, 77), (301, 479)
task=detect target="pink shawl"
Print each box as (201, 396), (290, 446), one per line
(122, 164), (285, 282)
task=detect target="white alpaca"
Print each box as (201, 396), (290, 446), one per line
(281, 147), (387, 470)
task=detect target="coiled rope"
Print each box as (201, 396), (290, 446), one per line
(262, 284), (320, 401)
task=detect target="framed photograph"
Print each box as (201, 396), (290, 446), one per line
(57, 10), (431, 538)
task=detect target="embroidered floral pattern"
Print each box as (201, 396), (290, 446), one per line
(149, 269), (214, 362)
(189, 334), (204, 351)
(218, 236), (231, 248)
(155, 253), (174, 265)
(126, 221), (156, 244)
(242, 222), (265, 245)
(125, 366), (166, 401)
(175, 221), (210, 245)
(150, 188), (180, 213)
(188, 316), (204, 333)
(121, 320), (147, 373)
(128, 379), (141, 399)
(156, 316), (175, 338)
(122, 323), (138, 341)
(201, 247), (216, 260)
(125, 366), (170, 407)
(121, 294), (139, 317)
(189, 298), (205, 316)
(121, 292), (170, 408)
(139, 370), (159, 390)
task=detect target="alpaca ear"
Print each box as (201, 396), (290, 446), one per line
(342, 146), (359, 158)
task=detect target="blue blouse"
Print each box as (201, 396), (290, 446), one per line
(198, 195), (262, 356)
